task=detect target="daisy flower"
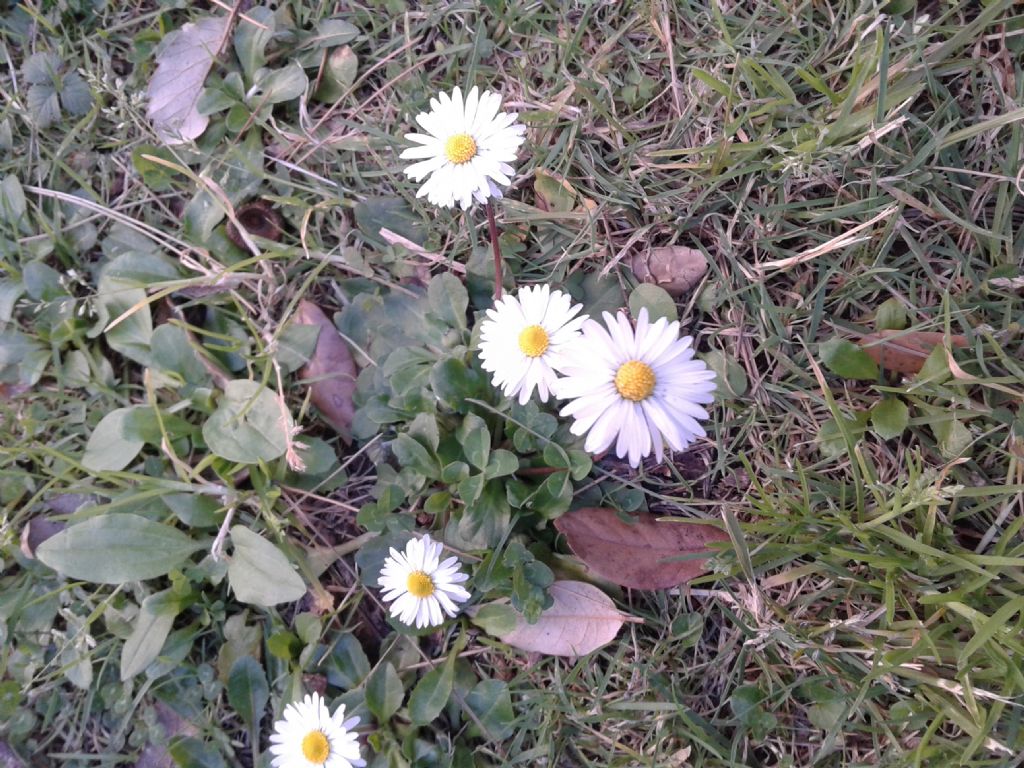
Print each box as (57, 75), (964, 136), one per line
(477, 284), (588, 404)
(399, 85), (526, 210)
(554, 308), (717, 468)
(378, 534), (471, 629)
(269, 692), (364, 768)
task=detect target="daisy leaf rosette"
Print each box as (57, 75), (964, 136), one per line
(378, 534), (471, 629)
(555, 308), (717, 467)
(477, 284), (587, 405)
(269, 692), (364, 768)
(400, 85), (526, 210)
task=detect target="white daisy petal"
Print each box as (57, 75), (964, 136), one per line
(555, 309), (717, 468)
(399, 86), (526, 209)
(269, 693), (363, 768)
(376, 534), (471, 629)
(476, 286), (588, 405)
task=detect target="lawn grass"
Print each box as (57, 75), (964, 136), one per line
(1, 1), (1023, 766)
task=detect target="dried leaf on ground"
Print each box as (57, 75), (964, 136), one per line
(555, 507), (730, 589)
(147, 16), (228, 144)
(295, 300), (357, 443)
(19, 518), (65, 559)
(497, 580), (625, 656)
(857, 330), (968, 375)
(628, 245), (708, 296)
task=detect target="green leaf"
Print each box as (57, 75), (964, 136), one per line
(22, 52), (60, 85)
(120, 589), (179, 680)
(819, 337), (878, 380)
(36, 514), (202, 584)
(227, 656), (269, 730)
(874, 297), (907, 331)
(162, 493), (223, 528)
(457, 413), (490, 471)
(326, 633), (371, 689)
(701, 348), (748, 398)
(354, 196), (424, 247)
(428, 272), (469, 330)
(0, 174), (28, 228)
(233, 6), (275, 78)
(303, 18), (360, 49)
(365, 662), (404, 723)
(27, 84), (61, 129)
(203, 380), (292, 464)
(934, 416), (972, 459)
(392, 433), (438, 478)
(314, 46), (358, 103)
(468, 602), (518, 635)
(817, 412), (869, 459)
(249, 63), (308, 106)
(408, 658), (454, 725)
(464, 679), (515, 740)
(430, 357), (485, 413)
(485, 449), (519, 479)
(628, 284), (678, 322)
(168, 736), (228, 768)
(60, 71), (92, 115)
(871, 398), (909, 440)
(82, 407), (145, 472)
(227, 526), (306, 607)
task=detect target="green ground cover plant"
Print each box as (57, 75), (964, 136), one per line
(1, 1), (1023, 766)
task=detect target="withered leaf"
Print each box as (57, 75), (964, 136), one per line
(555, 507), (729, 589)
(295, 300), (357, 443)
(496, 580), (625, 656)
(857, 330), (968, 375)
(19, 518), (65, 559)
(628, 245), (708, 297)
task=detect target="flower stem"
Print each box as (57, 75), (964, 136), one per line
(485, 201), (503, 300)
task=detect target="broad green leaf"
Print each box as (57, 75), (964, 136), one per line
(408, 658), (454, 725)
(203, 380), (291, 463)
(427, 272), (468, 330)
(233, 6), (275, 78)
(37, 514), (201, 584)
(168, 736), (229, 768)
(874, 297), (907, 331)
(227, 526), (306, 606)
(303, 18), (360, 49)
(227, 656), (269, 729)
(314, 46), (358, 103)
(365, 662), (404, 723)
(60, 71), (92, 115)
(430, 357), (485, 413)
(120, 590), (179, 680)
(819, 337), (878, 380)
(457, 413), (490, 471)
(326, 633), (371, 689)
(817, 412), (869, 459)
(82, 407), (145, 471)
(249, 63), (308, 106)
(628, 284), (677, 323)
(484, 449), (519, 479)
(392, 433), (438, 477)
(353, 196), (424, 246)
(464, 679), (514, 740)
(871, 398), (909, 440)
(0, 174), (27, 228)
(934, 416), (972, 459)
(468, 602), (518, 635)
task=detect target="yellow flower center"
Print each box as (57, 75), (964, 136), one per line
(301, 730), (330, 764)
(518, 325), (549, 358)
(444, 133), (478, 164)
(614, 360), (656, 402)
(406, 570), (436, 598)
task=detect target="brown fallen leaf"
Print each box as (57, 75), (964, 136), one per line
(496, 580), (626, 656)
(555, 507), (729, 589)
(628, 245), (708, 296)
(295, 300), (357, 443)
(857, 330), (968, 376)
